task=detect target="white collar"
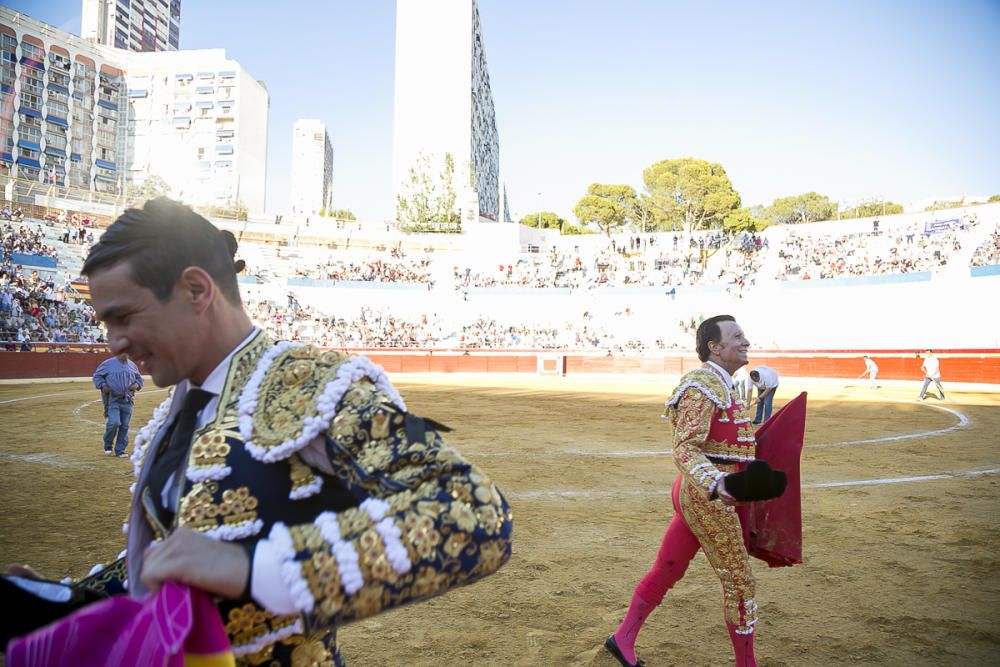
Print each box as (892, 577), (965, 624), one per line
(188, 327), (260, 397)
(705, 360), (735, 389)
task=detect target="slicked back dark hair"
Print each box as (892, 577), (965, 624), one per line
(696, 314), (736, 362)
(82, 197), (243, 304)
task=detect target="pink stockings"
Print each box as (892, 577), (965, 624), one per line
(613, 476), (757, 666)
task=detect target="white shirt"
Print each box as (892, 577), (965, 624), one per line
(732, 366), (749, 382)
(153, 328), (301, 613)
(922, 355), (940, 379)
(864, 357), (878, 373)
(751, 366), (779, 390)
(705, 360), (734, 390)
(159, 327), (260, 510)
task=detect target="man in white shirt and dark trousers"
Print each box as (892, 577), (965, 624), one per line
(863, 355), (879, 389)
(750, 366), (779, 424)
(919, 349), (946, 400)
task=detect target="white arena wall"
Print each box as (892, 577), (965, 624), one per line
(229, 202), (999, 351)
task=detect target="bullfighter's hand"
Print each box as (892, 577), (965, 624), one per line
(141, 527), (249, 599)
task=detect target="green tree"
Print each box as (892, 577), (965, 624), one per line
(642, 157), (741, 231)
(573, 183), (639, 237)
(126, 174), (171, 204)
(632, 193), (657, 232)
(839, 201), (904, 219)
(327, 208), (356, 221)
(437, 153), (459, 228)
(766, 192), (837, 225)
(924, 199), (966, 212)
(722, 207), (770, 233)
(988, 194), (1000, 203)
(519, 211), (566, 230)
(395, 151), (460, 232)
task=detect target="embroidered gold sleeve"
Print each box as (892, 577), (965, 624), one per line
(74, 556), (128, 596)
(671, 387), (725, 498)
(271, 382), (513, 628)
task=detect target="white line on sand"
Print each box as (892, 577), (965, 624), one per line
(466, 400), (971, 458)
(809, 401), (969, 448)
(507, 467), (1000, 499)
(0, 389), (96, 405)
(0, 387), (169, 465)
(73, 398), (106, 427)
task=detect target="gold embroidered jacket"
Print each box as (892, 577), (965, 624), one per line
(665, 367), (755, 498)
(82, 332), (513, 665)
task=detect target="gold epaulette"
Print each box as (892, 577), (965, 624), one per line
(239, 344), (405, 463)
(664, 368), (730, 411)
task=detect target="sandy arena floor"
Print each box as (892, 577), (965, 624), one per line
(1, 375), (998, 666)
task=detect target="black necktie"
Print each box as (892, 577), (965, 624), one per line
(147, 388), (213, 525)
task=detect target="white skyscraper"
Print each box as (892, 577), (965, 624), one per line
(1, 8), (127, 194)
(124, 49), (270, 216)
(81, 0), (181, 52)
(1, 7), (267, 215)
(392, 0), (500, 222)
(290, 119), (333, 216)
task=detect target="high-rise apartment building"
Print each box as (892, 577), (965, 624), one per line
(124, 49), (269, 215)
(81, 0), (181, 52)
(290, 119), (333, 216)
(392, 0), (501, 222)
(0, 8), (268, 216)
(1, 7), (127, 193)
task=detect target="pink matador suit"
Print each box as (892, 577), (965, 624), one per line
(613, 364), (763, 666)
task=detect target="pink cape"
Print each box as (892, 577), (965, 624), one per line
(739, 391), (807, 567)
(7, 581), (234, 667)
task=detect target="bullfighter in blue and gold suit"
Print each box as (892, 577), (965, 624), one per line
(61, 198), (514, 666)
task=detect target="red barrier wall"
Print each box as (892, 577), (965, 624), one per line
(0, 351), (108, 379)
(565, 353), (1000, 384)
(2, 349), (998, 384)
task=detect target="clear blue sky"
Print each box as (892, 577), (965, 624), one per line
(7, 1), (1000, 221)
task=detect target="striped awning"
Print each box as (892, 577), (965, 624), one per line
(70, 279), (92, 301)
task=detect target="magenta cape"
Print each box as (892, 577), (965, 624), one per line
(739, 391), (807, 567)
(7, 581), (234, 667)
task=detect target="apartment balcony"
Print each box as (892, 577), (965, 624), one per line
(45, 137), (68, 155)
(97, 96), (119, 112)
(47, 77), (71, 94)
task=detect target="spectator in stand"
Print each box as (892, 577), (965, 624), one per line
(92, 352), (143, 457)
(969, 224), (1000, 267)
(749, 366), (779, 424)
(918, 350), (946, 400)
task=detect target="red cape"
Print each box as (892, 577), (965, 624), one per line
(739, 391), (807, 567)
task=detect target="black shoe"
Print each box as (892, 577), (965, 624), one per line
(604, 635), (645, 667)
(115, 452), (128, 458)
(752, 421), (761, 425)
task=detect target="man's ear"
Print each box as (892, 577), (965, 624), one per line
(177, 267), (215, 314)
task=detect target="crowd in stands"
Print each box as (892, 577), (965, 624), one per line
(453, 232), (765, 292)
(970, 225), (1000, 267)
(2, 222), (60, 263)
(244, 296), (687, 353)
(0, 267), (100, 348)
(3, 205), (998, 351)
(292, 254), (432, 284)
(247, 299), (442, 348)
(776, 223), (964, 280)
